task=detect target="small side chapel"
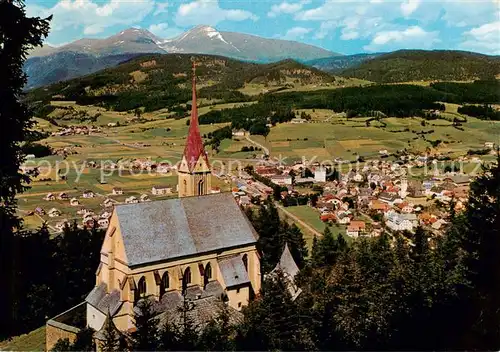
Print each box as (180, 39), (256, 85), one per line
(46, 62), (261, 350)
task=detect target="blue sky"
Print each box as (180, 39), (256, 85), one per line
(26, 0), (500, 55)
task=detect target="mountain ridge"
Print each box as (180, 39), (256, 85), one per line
(25, 25), (338, 88)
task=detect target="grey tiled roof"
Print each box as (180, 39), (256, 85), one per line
(273, 243), (300, 279)
(156, 295), (243, 332)
(114, 193), (259, 267)
(85, 283), (122, 316)
(218, 255), (250, 288)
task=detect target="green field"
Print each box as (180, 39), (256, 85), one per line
(280, 205), (348, 247)
(0, 326), (45, 351)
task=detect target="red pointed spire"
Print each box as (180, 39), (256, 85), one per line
(182, 61), (209, 172)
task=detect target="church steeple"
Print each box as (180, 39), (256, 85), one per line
(178, 61), (211, 198)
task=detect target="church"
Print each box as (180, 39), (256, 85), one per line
(46, 63), (262, 350)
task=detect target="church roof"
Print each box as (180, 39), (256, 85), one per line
(114, 192), (259, 267)
(156, 295), (243, 332)
(183, 62), (209, 172)
(273, 243), (300, 279)
(85, 283), (122, 316)
(218, 255), (250, 288)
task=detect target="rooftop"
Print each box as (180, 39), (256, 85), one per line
(114, 192), (259, 267)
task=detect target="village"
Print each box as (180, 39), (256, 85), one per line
(228, 150), (480, 242)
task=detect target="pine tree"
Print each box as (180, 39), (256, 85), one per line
(100, 313), (120, 352)
(131, 297), (159, 351)
(457, 155), (500, 349)
(158, 320), (180, 351)
(71, 326), (95, 351)
(176, 295), (199, 351)
(0, 0), (50, 336)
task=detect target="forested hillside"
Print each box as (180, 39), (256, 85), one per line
(340, 50), (500, 83)
(27, 54), (335, 112)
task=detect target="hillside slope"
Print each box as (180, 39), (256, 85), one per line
(339, 50), (500, 83)
(304, 53), (382, 73)
(27, 54), (336, 112)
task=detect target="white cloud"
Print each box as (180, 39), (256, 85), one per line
(267, 1), (306, 18)
(148, 23), (183, 39)
(154, 2), (169, 16)
(440, 0), (499, 27)
(460, 21), (500, 54)
(314, 20), (338, 39)
(26, 0), (155, 36)
(296, 0), (394, 41)
(175, 0), (258, 27)
(280, 27), (312, 40)
(401, 0), (420, 16)
(364, 26), (440, 51)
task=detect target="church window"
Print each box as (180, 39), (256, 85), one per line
(204, 263), (212, 287)
(242, 254), (248, 272)
(183, 179), (187, 194)
(138, 276), (146, 298)
(160, 271), (169, 298)
(197, 180), (204, 195)
(182, 267), (191, 293)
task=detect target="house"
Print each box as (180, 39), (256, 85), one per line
(336, 212), (351, 224)
(140, 194), (150, 202)
(97, 218), (109, 229)
(386, 213), (413, 232)
(58, 192), (69, 200)
(157, 163), (172, 174)
(35, 207), (45, 215)
(396, 202), (414, 214)
(103, 198), (114, 208)
(378, 192), (399, 205)
(346, 221), (366, 238)
(152, 185), (172, 196)
(100, 211), (112, 219)
(320, 213), (336, 222)
(314, 168), (326, 183)
(210, 186), (221, 194)
(290, 117), (307, 124)
(48, 208), (61, 218)
(485, 142), (495, 149)
(386, 213), (418, 232)
(70, 198), (80, 206)
(232, 129), (248, 137)
(83, 190), (95, 198)
(112, 187), (124, 195)
(44, 193), (55, 201)
(270, 175), (293, 186)
(125, 196), (138, 204)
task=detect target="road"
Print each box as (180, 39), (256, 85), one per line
(245, 135), (270, 156)
(275, 202), (323, 238)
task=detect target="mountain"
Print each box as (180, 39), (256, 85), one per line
(160, 25), (337, 63)
(304, 53), (382, 73)
(25, 25), (337, 88)
(27, 54), (336, 113)
(24, 52), (146, 89)
(339, 50), (500, 83)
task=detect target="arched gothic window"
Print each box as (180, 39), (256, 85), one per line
(204, 263), (212, 287)
(183, 179), (187, 194)
(160, 271), (169, 298)
(242, 254), (248, 272)
(137, 276), (147, 300)
(182, 267), (192, 293)
(197, 179), (204, 195)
